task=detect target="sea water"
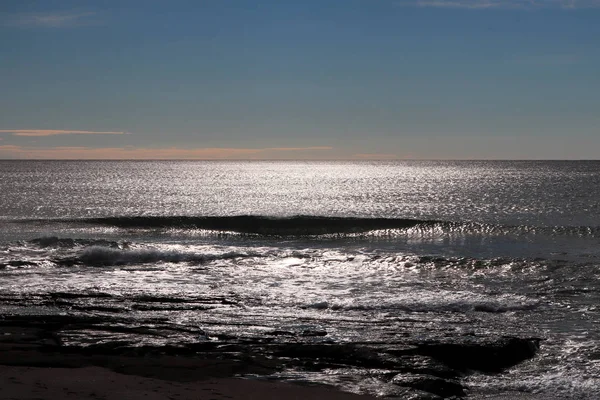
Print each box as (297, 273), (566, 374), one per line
(1, 160), (599, 398)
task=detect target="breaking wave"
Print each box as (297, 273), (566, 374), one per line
(60, 246), (258, 267)
(29, 237), (126, 249)
(79, 215), (434, 235)
(17, 215), (600, 238)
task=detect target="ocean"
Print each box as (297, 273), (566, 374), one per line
(1, 160), (599, 398)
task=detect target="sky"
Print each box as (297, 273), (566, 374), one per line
(1, 0), (599, 160)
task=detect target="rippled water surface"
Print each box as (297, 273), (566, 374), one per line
(2, 160), (599, 225)
(1, 160), (600, 399)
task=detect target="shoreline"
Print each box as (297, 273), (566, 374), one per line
(0, 330), (376, 400)
(0, 319), (542, 399)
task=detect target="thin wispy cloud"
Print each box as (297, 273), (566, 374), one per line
(0, 130), (129, 137)
(264, 147), (333, 151)
(403, 0), (600, 9)
(0, 146), (334, 160)
(2, 11), (97, 28)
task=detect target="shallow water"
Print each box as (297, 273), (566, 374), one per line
(1, 160), (599, 398)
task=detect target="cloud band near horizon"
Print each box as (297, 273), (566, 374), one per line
(0, 130), (130, 137)
(0, 145), (336, 160)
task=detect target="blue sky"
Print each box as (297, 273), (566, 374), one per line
(1, 0), (599, 159)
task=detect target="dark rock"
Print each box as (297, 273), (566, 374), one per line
(301, 329), (327, 337)
(391, 373), (466, 398)
(8, 260), (39, 267)
(49, 292), (114, 299)
(393, 355), (458, 379)
(266, 330), (296, 337)
(273, 343), (388, 369)
(415, 336), (541, 373)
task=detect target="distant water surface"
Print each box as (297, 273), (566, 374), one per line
(1, 160), (599, 225)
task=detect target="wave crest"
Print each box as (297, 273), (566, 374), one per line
(29, 236), (125, 249)
(71, 246), (254, 267)
(16, 216), (600, 238)
(77, 215), (432, 236)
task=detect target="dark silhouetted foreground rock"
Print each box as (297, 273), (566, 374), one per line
(0, 315), (542, 399)
(391, 373), (465, 398)
(414, 336), (542, 373)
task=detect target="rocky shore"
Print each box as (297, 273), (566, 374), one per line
(0, 314), (541, 399)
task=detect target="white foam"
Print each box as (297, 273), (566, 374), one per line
(470, 372), (600, 400)
(302, 290), (539, 314)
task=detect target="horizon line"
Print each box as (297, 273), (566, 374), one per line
(0, 158), (598, 161)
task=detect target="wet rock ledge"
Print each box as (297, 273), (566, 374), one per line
(0, 315), (541, 399)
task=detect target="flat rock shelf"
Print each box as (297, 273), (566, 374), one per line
(0, 314), (540, 399)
